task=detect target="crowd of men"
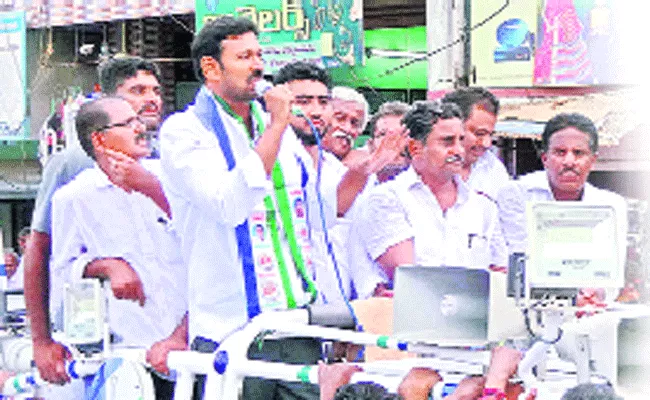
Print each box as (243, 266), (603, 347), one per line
(16, 14), (628, 400)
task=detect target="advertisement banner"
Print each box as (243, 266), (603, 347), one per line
(471, 0), (538, 87)
(472, 0), (633, 87)
(0, 11), (27, 141)
(533, 0), (629, 86)
(195, 0), (364, 74)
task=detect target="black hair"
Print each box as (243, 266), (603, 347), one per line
(273, 61), (332, 88)
(402, 100), (463, 143)
(366, 101), (410, 138)
(98, 56), (161, 94)
(18, 227), (31, 238)
(191, 16), (259, 82)
(561, 383), (622, 400)
(542, 113), (598, 153)
(442, 87), (500, 120)
(75, 97), (123, 160)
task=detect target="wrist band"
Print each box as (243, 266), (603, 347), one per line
(482, 388), (506, 400)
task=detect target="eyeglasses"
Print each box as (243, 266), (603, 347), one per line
(96, 116), (144, 132)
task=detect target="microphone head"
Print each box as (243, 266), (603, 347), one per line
(254, 79), (303, 117)
(254, 79), (273, 98)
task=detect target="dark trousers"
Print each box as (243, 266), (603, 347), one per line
(191, 336), (321, 400)
(242, 337), (321, 400)
(151, 372), (175, 400)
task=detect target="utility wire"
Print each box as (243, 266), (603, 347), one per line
(351, 0), (511, 100)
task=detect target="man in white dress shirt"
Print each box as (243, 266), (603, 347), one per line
(272, 62), (407, 303)
(356, 101), (507, 280)
(51, 97), (187, 399)
(442, 87), (510, 201)
(347, 101), (412, 299)
(25, 56), (165, 386)
(158, 17), (337, 399)
(497, 113), (627, 301)
(443, 87), (510, 271)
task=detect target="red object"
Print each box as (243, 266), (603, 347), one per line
(482, 388), (507, 400)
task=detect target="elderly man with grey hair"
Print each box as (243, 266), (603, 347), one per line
(321, 86), (370, 166)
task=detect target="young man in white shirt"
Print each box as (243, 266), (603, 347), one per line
(158, 17), (338, 399)
(497, 113), (627, 302)
(51, 97), (187, 399)
(272, 62), (407, 303)
(442, 87), (510, 201)
(356, 101), (507, 280)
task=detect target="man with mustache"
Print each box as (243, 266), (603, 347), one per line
(347, 101), (412, 299)
(158, 17), (337, 399)
(497, 113), (627, 301)
(51, 97), (186, 399)
(356, 101), (507, 280)
(321, 86), (371, 166)
(98, 56), (164, 158)
(24, 56), (165, 387)
(442, 87), (510, 201)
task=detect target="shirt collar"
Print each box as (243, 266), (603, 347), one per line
(402, 166), (470, 205)
(526, 170), (595, 200)
(473, 148), (496, 169)
(91, 163), (114, 189)
(207, 86), (264, 142)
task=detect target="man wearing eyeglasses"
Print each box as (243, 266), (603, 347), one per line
(355, 101), (507, 281)
(24, 56), (167, 389)
(50, 97), (187, 399)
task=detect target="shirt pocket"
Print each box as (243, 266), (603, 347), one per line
(466, 232), (491, 268)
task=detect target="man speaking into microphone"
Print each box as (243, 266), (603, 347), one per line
(355, 101), (507, 279)
(158, 16), (337, 399)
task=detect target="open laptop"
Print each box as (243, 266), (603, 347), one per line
(392, 266), (525, 347)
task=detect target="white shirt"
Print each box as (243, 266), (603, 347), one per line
(159, 91), (337, 343)
(466, 149), (511, 201)
(497, 170), (628, 266)
(357, 167), (507, 270)
(465, 150), (511, 266)
(347, 174), (390, 299)
(310, 151), (354, 304)
(51, 164), (187, 349)
(7, 257), (24, 291)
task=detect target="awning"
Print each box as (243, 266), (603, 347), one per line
(493, 89), (643, 147)
(0, 180), (38, 200)
(10, 1), (195, 28)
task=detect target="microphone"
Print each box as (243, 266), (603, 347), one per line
(254, 79), (303, 116)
